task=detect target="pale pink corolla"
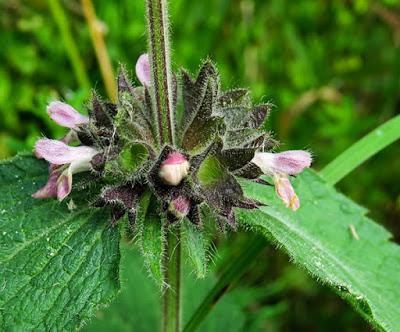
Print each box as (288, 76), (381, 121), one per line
(135, 53), (151, 87)
(251, 150), (312, 211)
(47, 101), (89, 130)
(33, 139), (98, 201)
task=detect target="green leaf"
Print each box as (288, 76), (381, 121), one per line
(182, 222), (208, 278)
(135, 191), (165, 288)
(237, 169), (400, 331)
(320, 114), (400, 186)
(0, 154), (121, 331)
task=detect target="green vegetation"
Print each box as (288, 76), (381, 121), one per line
(1, 1), (399, 331)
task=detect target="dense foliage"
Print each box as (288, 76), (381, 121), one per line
(1, 1), (399, 331)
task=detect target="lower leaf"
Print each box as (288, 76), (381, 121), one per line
(237, 169), (400, 332)
(0, 154), (121, 331)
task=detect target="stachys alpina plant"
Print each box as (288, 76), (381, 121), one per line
(2, 1), (399, 332)
(33, 55), (312, 225)
(27, 1), (313, 330)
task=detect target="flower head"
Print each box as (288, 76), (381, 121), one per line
(33, 139), (98, 200)
(135, 53), (151, 86)
(47, 101), (89, 130)
(251, 150), (312, 210)
(158, 152), (189, 186)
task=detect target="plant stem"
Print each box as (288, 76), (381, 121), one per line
(163, 225), (182, 332)
(183, 115), (400, 331)
(146, 0), (175, 145)
(80, 0), (117, 102)
(183, 235), (266, 332)
(48, 0), (90, 92)
(145, 0), (180, 330)
(320, 114), (400, 186)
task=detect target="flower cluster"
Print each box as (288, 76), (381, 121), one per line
(33, 54), (311, 228)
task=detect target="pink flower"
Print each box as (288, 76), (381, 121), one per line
(251, 150), (312, 210)
(47, 101), (89, 130)
(251, 150), (312, 176)
(158, 152), (189, 186)
(135, 53), (151, 86)
(169, 195), (190, 219)
(33, 139), (98, 201)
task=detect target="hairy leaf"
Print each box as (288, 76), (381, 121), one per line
(135, 191), (165, 288)
(182, 222), (208, 278)
(0, 154), (120, 331)
(237, 169), (400, 331)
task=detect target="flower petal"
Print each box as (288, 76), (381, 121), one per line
(47, 101), (89, 130)
(34, 139), (98, 165)
(274, 175), (300, 211)
(252, 150), (312, 176)
(57, 169), (72, 201)
(273, 150), (312, 175)
(135, 53), (151, 86)
(32, 168), (61, 199)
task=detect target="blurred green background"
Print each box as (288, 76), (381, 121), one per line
(1, 0), (399, 331)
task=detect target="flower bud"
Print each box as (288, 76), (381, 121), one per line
(135, 53), (151, 86)
(47, 101), (89, 130)
(251, 150), (312, 176)
(169, 195), (190, 219)
(159, 152), (189, 186)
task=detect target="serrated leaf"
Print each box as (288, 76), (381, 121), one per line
(0, 154), (120, 331)
(237, 169), (400, 332)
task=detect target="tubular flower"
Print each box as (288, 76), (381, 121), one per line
(47, 101), (89, 130)
(33, 139), (98, 201)
(135, 53), (151, 86)
(251, 151), (312, 210)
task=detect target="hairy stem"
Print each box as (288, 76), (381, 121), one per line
(183, 235), (266, 332)
(146, 0), (175, 145)
(48, 0), (90, 91)
(80, 0), (117, 102)
(163, 225), (182, 332)
(145, 0), (180, 330)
